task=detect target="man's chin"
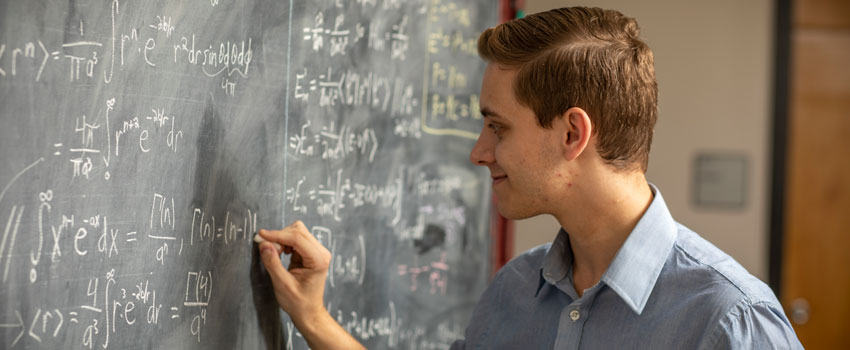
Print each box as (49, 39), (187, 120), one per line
(495, 202), (537, 220)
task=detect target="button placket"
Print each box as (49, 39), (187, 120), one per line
(553, 304), (585, 349)
(569, 309), (581, 322)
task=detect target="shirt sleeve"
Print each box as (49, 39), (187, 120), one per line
(449, 339), (466, 350)
(449, 266), (507, 350)
(708, 300), (804, 350)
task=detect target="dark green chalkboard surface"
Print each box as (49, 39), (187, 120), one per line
(0, 0), (496, 348)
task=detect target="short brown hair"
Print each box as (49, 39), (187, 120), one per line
(478, 7), (658, 172)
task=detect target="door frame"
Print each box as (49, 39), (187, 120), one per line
(768, 0), (792, 298)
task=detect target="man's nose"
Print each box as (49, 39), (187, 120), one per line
(469, 130), (495, 166)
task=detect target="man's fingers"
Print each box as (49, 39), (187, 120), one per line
(288, 220), (323, 247)
(258, 222), (329, 269)
(254, 233), (283, 254)
(259, 228), (316, 262)
(260, 221), (323, 248)
(260, 242), (297, 291)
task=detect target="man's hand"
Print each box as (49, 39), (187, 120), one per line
(258, 221), (330, 321)
(258, 221), (364, 350)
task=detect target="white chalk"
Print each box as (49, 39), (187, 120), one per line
(254, 233), (283, 252)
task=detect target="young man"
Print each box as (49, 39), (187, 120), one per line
(257, 7), (803, 349)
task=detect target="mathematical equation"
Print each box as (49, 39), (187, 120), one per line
(1, 268), (212, 348)
(418, 0), (484, 139)
(285, 168), (403, 223)
(289, 120), (379, 163)
(50, 97), (186, 182)
(0, 0), (254, 96)
(301, 10), (410, 60)
(293, 66), (418, 116)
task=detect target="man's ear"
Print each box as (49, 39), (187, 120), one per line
(557, 107), (592, 161)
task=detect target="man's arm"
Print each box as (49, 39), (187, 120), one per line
(258, 222), (365, 350)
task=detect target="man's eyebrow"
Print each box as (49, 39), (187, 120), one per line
(480, 107), (504, 120)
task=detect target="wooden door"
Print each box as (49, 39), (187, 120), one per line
(781, 0), (850, 348)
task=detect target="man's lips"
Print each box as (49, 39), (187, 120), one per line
(491, 175), (507, 185)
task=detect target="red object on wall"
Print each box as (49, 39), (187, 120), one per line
(500, 0), (523, 22)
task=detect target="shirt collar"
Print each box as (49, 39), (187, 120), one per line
(536, 184), (678, 315)
(535, 226), (573, 297)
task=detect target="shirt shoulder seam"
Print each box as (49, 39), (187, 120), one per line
(672, 240), (754, 303)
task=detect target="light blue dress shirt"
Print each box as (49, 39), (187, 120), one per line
(452, 185), (803, 349)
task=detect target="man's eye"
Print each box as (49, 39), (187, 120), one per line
(488, 123), (503, 134)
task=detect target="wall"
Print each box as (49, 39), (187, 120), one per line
(513, 0), (774, 280)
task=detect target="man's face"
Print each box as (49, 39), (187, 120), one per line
(470, 63), (563, 219)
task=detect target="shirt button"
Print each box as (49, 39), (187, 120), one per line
(570, 309), (580, 322)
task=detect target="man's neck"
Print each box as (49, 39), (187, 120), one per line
(552, 170), (653, 296)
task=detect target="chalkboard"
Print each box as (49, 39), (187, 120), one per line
(0, 0), (497, 349)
